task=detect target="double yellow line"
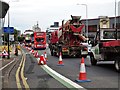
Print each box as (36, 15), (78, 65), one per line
(16, 51), (30, 90)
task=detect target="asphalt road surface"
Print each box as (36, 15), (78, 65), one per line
(36, 48), (120, 90)
(1, 46), (120, 90)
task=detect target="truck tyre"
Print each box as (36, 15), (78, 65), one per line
(90, 54), (97, 65)
(114, 57), (120, 72)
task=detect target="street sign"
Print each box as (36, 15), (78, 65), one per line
(3, 27), (14, 33)
(9, 35), (14, 41)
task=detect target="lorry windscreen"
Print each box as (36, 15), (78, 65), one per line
(36, 38), (44, 42)
(103, 31), (120, 39)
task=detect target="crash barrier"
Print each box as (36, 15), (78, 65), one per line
(0, 47), (9, 58)
(0, 45), (12, 52)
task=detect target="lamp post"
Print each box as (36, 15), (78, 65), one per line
(77, 3), (88, 39)
(115, 0), (117, 29)
(114, 0), (117, 40)
(7, 4), (10, 59)
(7, 0), (19, 59)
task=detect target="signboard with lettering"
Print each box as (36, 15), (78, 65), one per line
(3, 27), (14, 33)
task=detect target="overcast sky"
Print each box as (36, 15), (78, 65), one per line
(3, 0), (120, 33)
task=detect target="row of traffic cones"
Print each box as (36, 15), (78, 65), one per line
(23, 45), (91, 83)
(57, 51), (91, 82)
(24, 45), (63, 65)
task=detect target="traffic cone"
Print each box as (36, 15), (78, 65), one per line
(38, 55), (46, 65)
(30, 49), (33, 53)
(75, 57), (91, 82)
(44, 52), (48, 61)
(34, 51), (39, 58)
(29, 47), (31, 51)
(57, 52), (64, 66)
(33, 51), (36, 57)
(32, 50), (34, 54)
(27, 47), (29, 50)
(24, 45), (26, 48)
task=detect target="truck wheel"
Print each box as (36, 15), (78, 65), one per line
(90, 54), (97, 65)
(114, 57), (120, 72)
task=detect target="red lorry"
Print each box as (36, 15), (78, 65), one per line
(49, 15), (89, 57)
(33, 32), (46, 49)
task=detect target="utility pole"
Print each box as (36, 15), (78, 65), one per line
(77, 3), (88, 42)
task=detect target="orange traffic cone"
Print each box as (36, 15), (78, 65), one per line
(27, 47), (29, 50)
(30, 49), (33, 53)
(44, 52), (48, 61)
(33, 52), (36, 57)
(57, 52), (64, 66)
(38, 55), (46, 65)
(32, 50), (34, 54)
(28, 47), (30, 51)
(76, 57), (91, 82)
(34, 51), (39, 58)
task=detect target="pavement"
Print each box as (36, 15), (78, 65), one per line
(0, 44), (22, 69)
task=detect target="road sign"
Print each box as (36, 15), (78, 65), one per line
(9, 35), (14, 41)
(3, 27), (14, 33)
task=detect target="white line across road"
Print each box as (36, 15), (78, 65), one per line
(0, 58), (15, 71)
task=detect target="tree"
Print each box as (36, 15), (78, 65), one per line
(14, 28), (18, 41)
(18, 36), (25, 42)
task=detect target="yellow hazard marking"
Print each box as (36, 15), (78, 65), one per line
(0, 45), (12, 52)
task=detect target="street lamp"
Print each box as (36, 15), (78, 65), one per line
(77, 3), (88, 39)
(115, 0), (117, 29)
(7, 0), (19, 59)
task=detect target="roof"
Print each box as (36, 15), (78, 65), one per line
(0, 1), (9, 18)
(81, 16), (120, 21)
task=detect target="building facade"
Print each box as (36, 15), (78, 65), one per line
(81, 16), (120, 36)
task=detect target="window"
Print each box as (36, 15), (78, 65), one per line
(103, 31), (120, 39)
(35, 38), (44, 42)
(88, 25), (97, 32)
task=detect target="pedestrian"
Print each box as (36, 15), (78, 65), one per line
(15, 45), (18, 56)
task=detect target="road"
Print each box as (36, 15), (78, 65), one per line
(1, 46), (120, 89)
(35, 47), (120, 89)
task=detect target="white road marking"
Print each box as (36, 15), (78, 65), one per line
(0, 58), (15, 71)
